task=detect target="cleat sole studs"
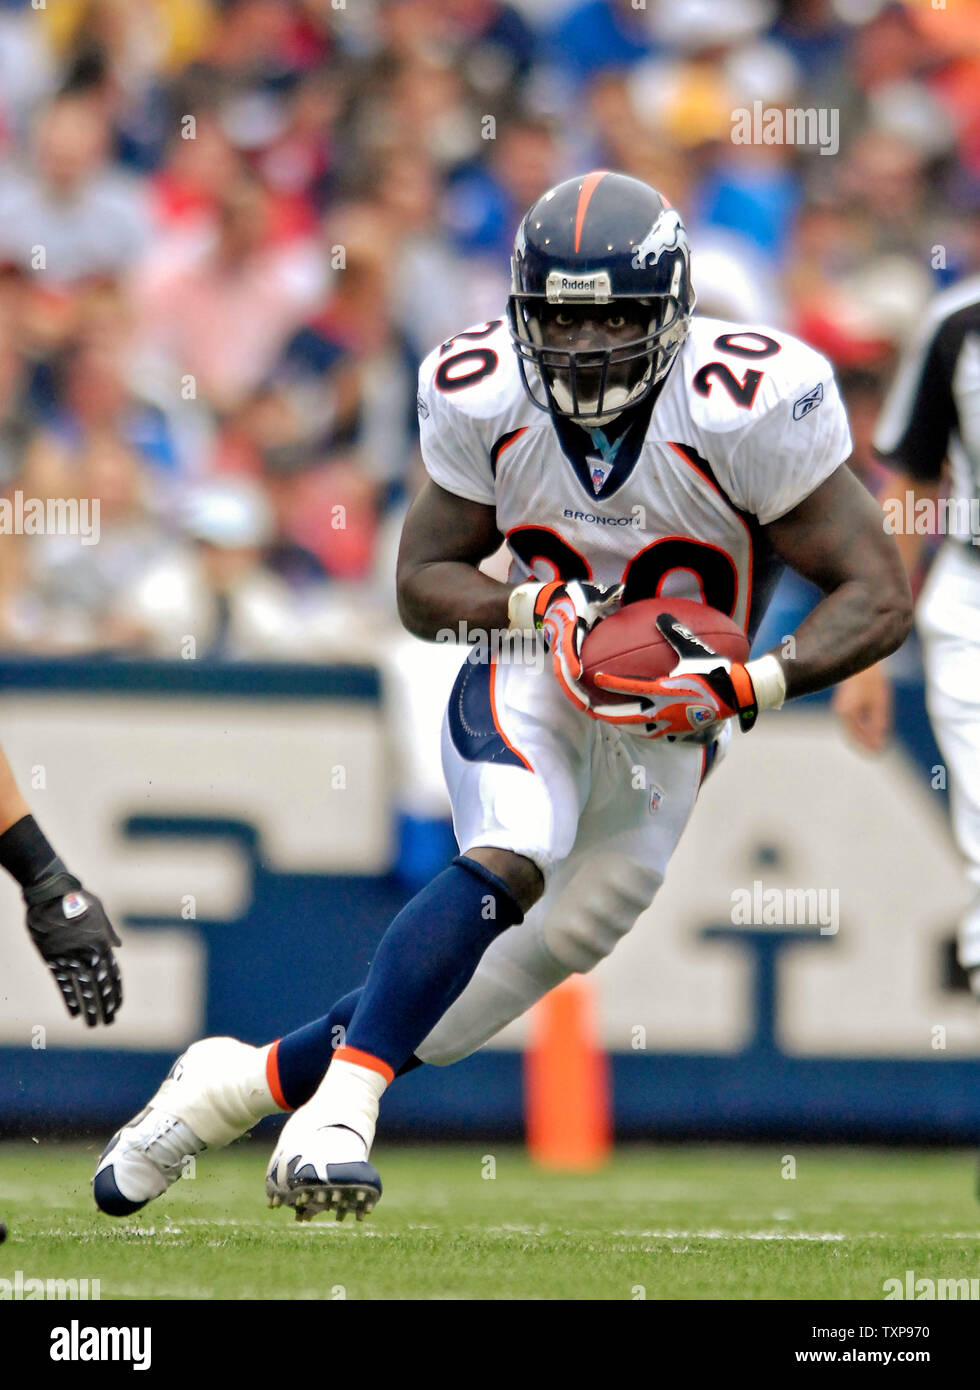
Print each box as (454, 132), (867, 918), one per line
(267, 1177), (380, 1224)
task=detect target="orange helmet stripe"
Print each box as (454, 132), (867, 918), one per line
(573, 170), (610, 254)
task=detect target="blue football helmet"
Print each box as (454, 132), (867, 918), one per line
(507, 170), (696, 425)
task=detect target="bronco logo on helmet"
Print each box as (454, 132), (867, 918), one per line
(631, 208), (687, 270)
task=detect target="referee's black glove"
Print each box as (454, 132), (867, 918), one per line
(24, 872), (123, 1027)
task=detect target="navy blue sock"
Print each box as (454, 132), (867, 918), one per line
(343, 855), (524, 1074)
(271, 989), (422, 1110)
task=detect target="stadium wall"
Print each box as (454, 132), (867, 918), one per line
(0, 661), (977, 1142)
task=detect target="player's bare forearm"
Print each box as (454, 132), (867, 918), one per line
(763, 463), (913, 698)
(399, 561), (513, 639)
(777, 579), (909, 696)
(397, 480), (513, 639)
(0, 745), (31, 834)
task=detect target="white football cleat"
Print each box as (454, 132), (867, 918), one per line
(265, 1115), (382, 1223)
(93, 1037), (273, 1216)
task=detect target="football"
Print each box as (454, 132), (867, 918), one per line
(579, 596), (750, 705)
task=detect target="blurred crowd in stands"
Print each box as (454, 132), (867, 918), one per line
(0, 0), (975, 660)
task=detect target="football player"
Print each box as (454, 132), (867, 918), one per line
(834, 274), (980, 998)
(93, 172), (911, 1221)
(0, 744), (122, 1025)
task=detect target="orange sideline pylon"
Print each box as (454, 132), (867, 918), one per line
(524, 975), (612, 1169)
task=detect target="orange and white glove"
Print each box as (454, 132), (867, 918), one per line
(508, 579), (623, 712)
(589, 612), (785, 741)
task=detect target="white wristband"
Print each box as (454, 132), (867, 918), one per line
(507, 581), (544, 632)
(744, 653), (787, 711)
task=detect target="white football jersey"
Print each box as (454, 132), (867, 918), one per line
(417, 315), (852, 641)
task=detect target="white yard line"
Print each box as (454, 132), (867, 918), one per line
(21, 1222), (980, 1243)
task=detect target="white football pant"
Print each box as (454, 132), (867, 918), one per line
(917, 541), (980, 972)
(416, 648), (728, 1065)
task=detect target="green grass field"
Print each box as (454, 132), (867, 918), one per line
(1, 1141), (978, 1300)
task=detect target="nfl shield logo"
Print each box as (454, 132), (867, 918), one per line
(649, 782), (665, 813)
(587, 454), (610, 493)
(62, 891), (88, 919)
